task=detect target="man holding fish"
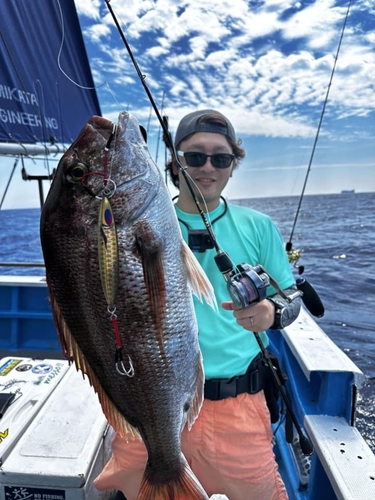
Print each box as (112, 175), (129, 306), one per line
(93, 109), (300, 499)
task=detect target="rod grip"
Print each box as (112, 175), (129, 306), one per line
(296, 277), (325, 318)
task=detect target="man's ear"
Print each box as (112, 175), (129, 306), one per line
(172, 158), (180, 176)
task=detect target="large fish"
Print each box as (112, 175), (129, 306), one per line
(40, 111), (215, 500)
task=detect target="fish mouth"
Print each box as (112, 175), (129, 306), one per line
(88, 115), (117, 144)
(77, 112), (150, 194)
(86, 113), (147, 150)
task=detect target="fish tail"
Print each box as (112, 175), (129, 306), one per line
(136, 458), (209, 500)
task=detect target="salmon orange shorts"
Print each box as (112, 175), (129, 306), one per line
(94, 391), (288, 500)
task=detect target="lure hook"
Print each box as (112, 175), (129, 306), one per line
(116, 354), (135, 378)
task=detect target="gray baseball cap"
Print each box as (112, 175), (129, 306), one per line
(174, 109), (236, 147)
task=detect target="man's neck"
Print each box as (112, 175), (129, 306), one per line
(176, 197), (220, 214)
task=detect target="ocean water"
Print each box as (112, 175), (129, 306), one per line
(0, 192), (374, 451)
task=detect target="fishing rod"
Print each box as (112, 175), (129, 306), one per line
(105, 0), (223, 257)
(286, 0), (353, 267)
(285, 0), (353, 318)
(105, 0), (313, 455)
(104, 0), (300, 306)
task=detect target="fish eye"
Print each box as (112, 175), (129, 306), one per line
(66, 163), (88, 183)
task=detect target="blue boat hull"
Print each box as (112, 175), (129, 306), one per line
(1, 276), (374, 500)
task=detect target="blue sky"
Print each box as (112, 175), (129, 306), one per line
(1, 0), (374, 208)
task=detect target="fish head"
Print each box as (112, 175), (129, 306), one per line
(42, 111), (161, 226)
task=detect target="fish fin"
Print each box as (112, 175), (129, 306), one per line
(46, 274), (71, 360)
(64, 330), (141, 440)
(189, 351), (205, 430)
(135, 226), (166, 355)
(182, 240), (217, 310)
(137, 454), (209, 500)
(46, 275), (140, 441)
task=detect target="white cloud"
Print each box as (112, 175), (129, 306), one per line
(74, 0), (101, 19)
(84, 23), (111, 43)
(280, 0), (345, 44)
(76, 0), (375, 141)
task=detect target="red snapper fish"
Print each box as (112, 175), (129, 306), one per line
(40, 111), (216, 500)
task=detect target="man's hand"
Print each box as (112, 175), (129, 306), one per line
(222, 299), (275, 332)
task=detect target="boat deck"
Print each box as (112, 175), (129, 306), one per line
(1, 276), (375, 500)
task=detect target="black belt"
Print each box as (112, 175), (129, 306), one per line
(204, 354), (264, 401)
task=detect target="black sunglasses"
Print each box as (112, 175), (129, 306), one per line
(177, 151), (235, 169)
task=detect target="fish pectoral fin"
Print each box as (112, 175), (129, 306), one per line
(135, 226), (166, 351)
(182, 240), (217, 310)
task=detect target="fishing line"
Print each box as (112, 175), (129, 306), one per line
(104, 82), (126, 110)
(56, 0), (126, 112)
(56, 0), (102, 91)
(287, 0), (353, 256)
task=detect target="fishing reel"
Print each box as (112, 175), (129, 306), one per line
(214, 253), (303, 310)
(223, 259), (324, 317)
(226, 263), (271, 309)
(285, 241), (304, 275)
(214, 253), (274, 309)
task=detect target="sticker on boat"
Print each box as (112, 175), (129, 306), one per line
(0, 359), (21, 377)
(31, 364), (53, 375)
(4, 485), (65, 499)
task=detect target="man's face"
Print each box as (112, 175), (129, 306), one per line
(174, 132), (234, 211)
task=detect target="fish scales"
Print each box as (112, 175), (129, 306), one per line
(40, 111), (213, 500)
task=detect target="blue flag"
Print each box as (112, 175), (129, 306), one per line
(0, 0), (101, 145)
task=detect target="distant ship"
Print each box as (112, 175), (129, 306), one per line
(340, 189), (355, 194)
